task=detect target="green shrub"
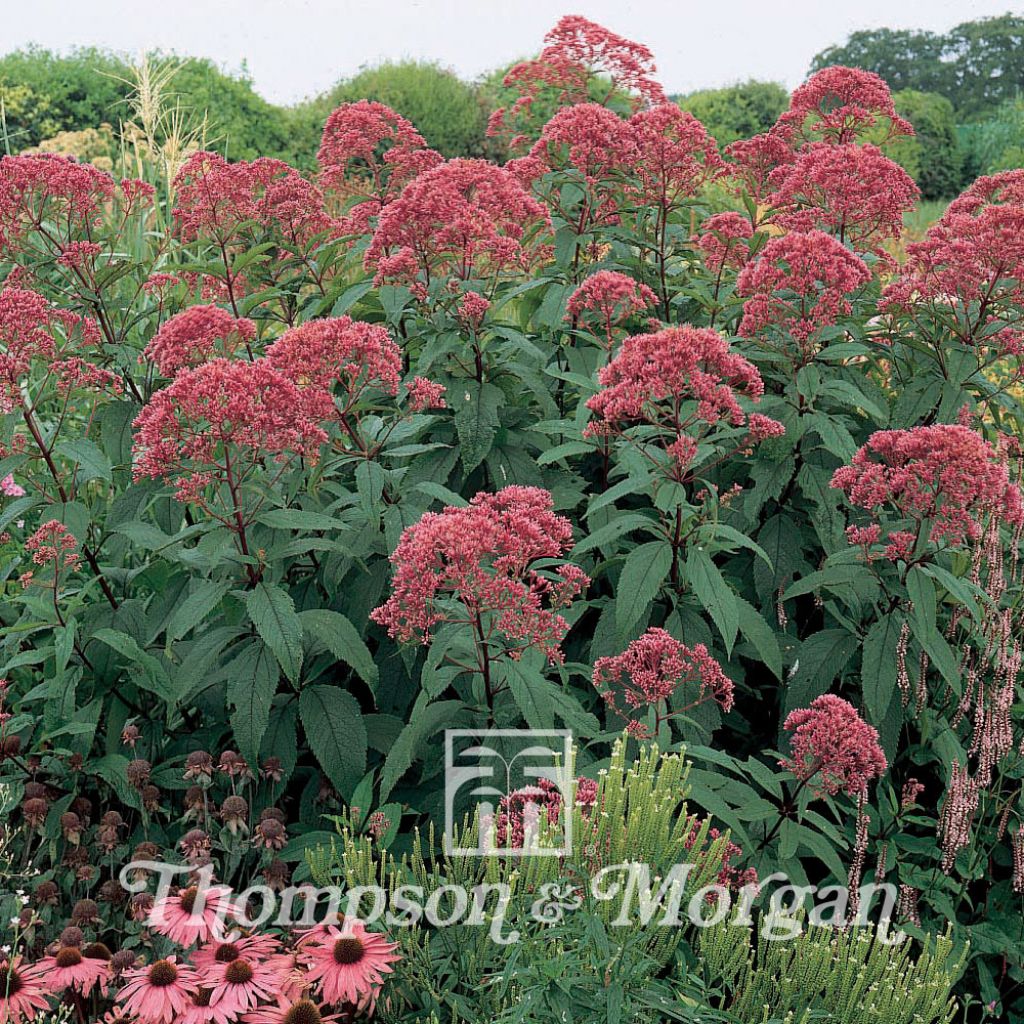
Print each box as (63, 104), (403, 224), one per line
(676, 80), (789, 148)
(323, 60), (488, 158)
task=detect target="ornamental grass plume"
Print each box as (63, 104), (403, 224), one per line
(780, 694), (887, 797)
(584, 325), (784, 482)
(737, 230), (871, 365)
(768, 142), (919, 252)
(772, 65), (914, 147)
(882, 169), (1024, 356)
(831, 424), (1024, 552)
(142, 305), (257, 377)
(364, 158), (549, 292)
(371, 486), (589, 666)
(592, 627), (735, 738)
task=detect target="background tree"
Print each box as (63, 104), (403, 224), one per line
(675, 80), (789, 147)
(893, 90), (963, 199)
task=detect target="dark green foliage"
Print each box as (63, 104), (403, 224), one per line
(810, 15), (1024, 119)
(321, 60), (489, 158)
(676, 80), (790, 148)
(893, 90), (963, 199)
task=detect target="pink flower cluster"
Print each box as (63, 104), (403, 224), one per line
(737, 230), (871, 362)
(585, 326), (784, 481)
(364, 158), (549, 292)
(0, 287), (103, 412)
(882, 169), (1024, 355)
(694, 212), (754, 274)
(0, 904), (401, 1024)
(265, 316), (403, 408)
(24, 520), (80, 574)
(370, 486), (589, 664)
(132, 358), (330, 511)
(142, 306), (257, 377)
(175, 152), (333, 249)
(316, 100), (442, 234)
(592, 627), (735, 737)
(780, 694), (887, 797)
(831, 424), (1024, 552)
(489, 15), (665, 147)
(721, 67), (918, 251)
(566, 270), (658, 346)
(0, 153), (115, 255)
(772, 66), (914, 146)
(768, 143), (918, 252)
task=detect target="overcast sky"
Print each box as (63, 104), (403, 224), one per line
(2, 0), (1020, 104)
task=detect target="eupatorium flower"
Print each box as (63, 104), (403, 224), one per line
(365, 159), (549, 291)
(132, 358), (330, 514)
(371, 486), (589, 664)
(768, 143), (918, 252)
(626, 103), (725, 213)
(142, 306), (257, 377)
(489, 15), (665, 148)
(593, 627), (734, 737)
(174, 152), (332, 250)
(317, 100), (442, 233)
(724, 132), (794, 206)
(882, 169), (1024, 355)
(0, 287), (102, 412)
(773, 66), (913, 146)
(737, 230), (871, 363)
(527, 103), (635, 226)
(265, 316), (402, 410)
(0, 153), (115, 256)
(585, 326), (783, 481)
(831, 424), (1024, 551)
(694, 212), (754, 274)
(566, 270), (658, 347)
(780, 694), (887, 796)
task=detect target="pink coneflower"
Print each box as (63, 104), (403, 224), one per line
(0, 958), (49, 1024)
(208, 956), (285, 1016)
(148, 885), (234, 946)
(242, 999), (342, 1024)
(117, 957), (201, 1024)
(299, 921), (399, 1011)
(192, 935), (281, 980)
(178, 987), (236, 1024)
(36, 945), (110, 996)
